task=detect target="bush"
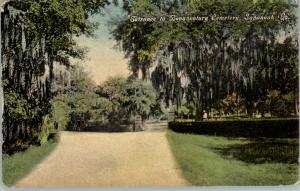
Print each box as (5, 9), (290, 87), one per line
(169, 119), (299, 138)
(271, 97), (290, 117)
(38, 97), (70, 145)
(52, 98), (70, 130)
(67, 111), (91, 131)
(39, 115), (58, 145)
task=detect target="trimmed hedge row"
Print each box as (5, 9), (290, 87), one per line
(168, 119), (299, 138)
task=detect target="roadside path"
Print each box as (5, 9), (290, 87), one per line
(15, 122), (187, 188)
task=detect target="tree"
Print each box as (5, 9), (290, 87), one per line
(96, 77), (157, 128)
(92, 97), (114, 122)
(1, 0), (110, 153)
(112, 0), (297, 120)
(65, 65), (98, 130)
(125, 80), (157, 126)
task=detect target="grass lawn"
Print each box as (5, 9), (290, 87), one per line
(2, 139), (58, 187)
(166, 130), (299, 186)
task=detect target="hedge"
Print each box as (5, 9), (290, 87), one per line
(168, 119), (299, 138)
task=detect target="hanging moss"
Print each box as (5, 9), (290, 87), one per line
(1, 0), (110, 154)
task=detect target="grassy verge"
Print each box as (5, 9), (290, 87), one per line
(166, 130), (299, 186)
(2, 139), (59, 187)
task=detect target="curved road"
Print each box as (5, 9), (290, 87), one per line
(15, 122), (187, 188)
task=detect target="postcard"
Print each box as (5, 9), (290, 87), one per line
(0, 0), (299, 188)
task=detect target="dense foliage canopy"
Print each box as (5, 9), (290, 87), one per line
(112, 0), (298, 120)
(1, 0), (110, 153)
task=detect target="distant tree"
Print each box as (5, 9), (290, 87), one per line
(221, 93), (245, 116)
(124, 80), (157, 125)
(99, 77), (128, 106)
(91, 97), (114, 122)
(96, 77), (157, 127)
(177, 105), (189, 119)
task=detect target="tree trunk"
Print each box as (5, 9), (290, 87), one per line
(295, 93), (299, 116)
(195, 102), (204, 121)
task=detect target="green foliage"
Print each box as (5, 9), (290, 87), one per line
(39, 115), (56, 145)
(271, 97), (290, 117)
(52, 97), (71, 130)
(51, 67), (153, 131)
(23, 0), (110, 57)
(267, 89), (280, 102)
(2, 0), (109, 153)
(177, 102), (196, 117)
(91, 97), (114, 121)
(100, 77), (128, 106)
(57, 66), (98, 130)
(221, 93), (245, 115)
(95, 77), (157, 125)
(266, 90), (296, 117)
(4, 91), (29, 122)
(115, 0), (296, 63)
(125, 80), (157, 115)
(39, 96), (71, 145)
(150, 99), (168, 119)
(178, 105), (189, 116)
(113, 0), (298, 120)
(169, 119), (299, 138)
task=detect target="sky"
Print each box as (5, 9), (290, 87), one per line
(75, 4), (129, 85)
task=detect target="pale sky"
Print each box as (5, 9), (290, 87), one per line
(76, 5), (129, 85)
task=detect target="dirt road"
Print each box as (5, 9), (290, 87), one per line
(15, 123), (187, 188)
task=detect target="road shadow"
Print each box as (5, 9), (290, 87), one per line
(77, 121), (131, 133)
(213, 138), (299, 164)
(67, 120), (169, 133)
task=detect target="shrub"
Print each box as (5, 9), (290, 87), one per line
(39, 115), (58, 145)
(271, 97), (290, 117)
(67, 111), (91, 131)
(52, 98), (71, 130)
(169, 119), (299, 138)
